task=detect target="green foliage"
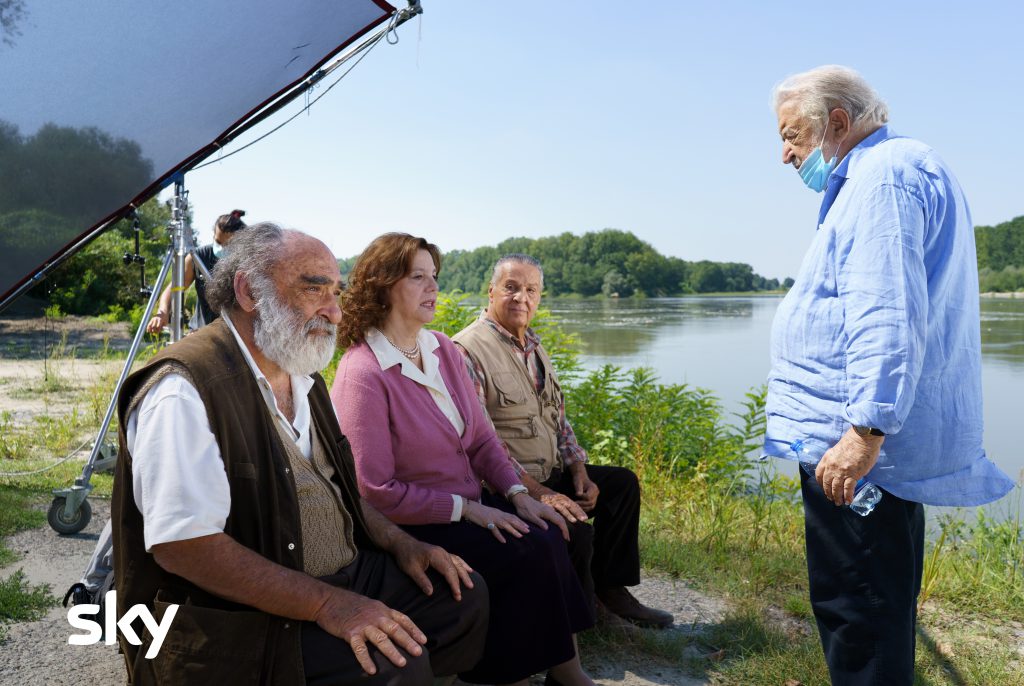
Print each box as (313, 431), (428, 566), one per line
(920, 501), (1024, 616)
(43, 303), (64, 320)
(0, 487), (46, 566)
(566, 367), (757, 482)
(0, 121), (152, 222)
(346, 228), (783, 296)
(427, 291), (481, 338)
(601, 269), (632, 297)
(0, 569), (55, 628)
(32, 198), (171, 316)
(979, 265), (1024, 293)
(976, 215), (1024, 275)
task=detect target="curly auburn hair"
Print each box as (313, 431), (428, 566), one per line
(337, 233), (442, 347)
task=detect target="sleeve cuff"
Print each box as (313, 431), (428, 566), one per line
(842, 401), (902, 436)
(450, 494), (463, 522)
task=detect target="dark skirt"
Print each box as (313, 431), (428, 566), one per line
(402, 492), (595, 684)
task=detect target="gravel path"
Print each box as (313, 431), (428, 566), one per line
(0, 498), (723, 686)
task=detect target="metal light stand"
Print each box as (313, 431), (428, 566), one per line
(48, 178), (208, 534)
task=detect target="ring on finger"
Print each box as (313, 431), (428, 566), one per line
(486, 521), (495, 530)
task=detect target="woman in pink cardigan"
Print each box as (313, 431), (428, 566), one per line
(331, 233), (595, 686)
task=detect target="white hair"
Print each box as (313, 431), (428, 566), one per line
(489, 253), (544, 288)
(772, 65), (889, 131)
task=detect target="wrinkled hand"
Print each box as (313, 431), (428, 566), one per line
(313, 588), (427, 676)
(513, 492), (569, 541)
(540, 491), (588, 524)
(815, 428), (883, 506)
(391, 537), (475, 601)
(145, 315), (165, 335)
(463, 500), (529, 544)
(571, 467), (600, 512)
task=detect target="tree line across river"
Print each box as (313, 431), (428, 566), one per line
(341, 229), (790, 297)
(1, 121), (1021, 317)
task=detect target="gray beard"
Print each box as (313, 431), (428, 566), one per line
(252, 287), (336, 376)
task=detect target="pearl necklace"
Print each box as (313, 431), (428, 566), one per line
(381, 330), (420, 359)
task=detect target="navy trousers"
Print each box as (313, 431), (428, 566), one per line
(800, 469), (925, 686)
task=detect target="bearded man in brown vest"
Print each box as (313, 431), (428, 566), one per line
(112, 223), (487, 686)
(452, 254), (672, 630)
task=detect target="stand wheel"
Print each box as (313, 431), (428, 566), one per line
(48, 496), (92, 535)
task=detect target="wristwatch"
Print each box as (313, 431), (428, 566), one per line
(852, 425), (885, 437)
(505, 484), (529, 500)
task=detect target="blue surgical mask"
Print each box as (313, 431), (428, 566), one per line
(798, 126), (839, 193)
(212, 242), (225, 257)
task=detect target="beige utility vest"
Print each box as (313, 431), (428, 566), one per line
(454, 319), (563, 482)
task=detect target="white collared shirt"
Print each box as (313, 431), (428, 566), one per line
(126, 312), (317, 550)
(366, 327), (466, 521)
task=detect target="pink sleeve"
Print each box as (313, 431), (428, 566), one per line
(330, 354), (455, 525)
(441, 340), (521, 495)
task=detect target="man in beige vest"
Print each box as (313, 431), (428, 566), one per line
(453, 254), (672, 629)
(113, 224), (486, 685)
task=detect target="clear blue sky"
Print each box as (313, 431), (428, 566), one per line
(178, 0), (1023, 282)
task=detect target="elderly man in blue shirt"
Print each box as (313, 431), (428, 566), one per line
(766, 65), (1014, 685)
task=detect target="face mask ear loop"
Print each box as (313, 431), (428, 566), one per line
(817, 120), (829, 150)
(820, 110), (848, 163)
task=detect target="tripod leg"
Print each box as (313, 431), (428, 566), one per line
(49, 246), (175, 535)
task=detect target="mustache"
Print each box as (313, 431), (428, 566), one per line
(303, 317), (336, 336)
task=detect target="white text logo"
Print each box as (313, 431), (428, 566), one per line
(67, 590), (178, 659)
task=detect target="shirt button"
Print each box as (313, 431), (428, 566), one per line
(464, 476), (471, 483)
(288, 543), (295, 550)
(283, 623), (290, 629)
(284, 467), (290, 474)
(457, 448), (464, 455)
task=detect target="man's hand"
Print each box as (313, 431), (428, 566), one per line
(570, 464), (600, 512)
(512, 492), (569, 541)
(312, 588), (427, 676)
(145, 313), (166, 334)
(539, 491), (588, 524)
(390, 536), (475, 601)
(815, 428), (884, 506)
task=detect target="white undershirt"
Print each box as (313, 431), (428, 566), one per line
(126, 312), (316, 551)
(366, 328), (467, 521)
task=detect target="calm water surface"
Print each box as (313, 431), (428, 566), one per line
(548, 296), (1024, 504)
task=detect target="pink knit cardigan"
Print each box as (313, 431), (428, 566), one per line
(331, 330), (521, 524)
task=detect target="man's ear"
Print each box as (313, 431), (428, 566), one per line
(828, 107), (851, 140)
(235, 272), (257, 313)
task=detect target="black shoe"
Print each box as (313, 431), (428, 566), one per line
(62, 582), (90, 607)
(596, 586), (674, 629)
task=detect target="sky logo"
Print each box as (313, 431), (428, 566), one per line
(67, 591), (178, 659)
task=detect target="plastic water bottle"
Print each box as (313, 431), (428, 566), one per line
(791, 439), (883, 517)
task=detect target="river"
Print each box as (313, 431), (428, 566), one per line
(547, 295), (1024, 512)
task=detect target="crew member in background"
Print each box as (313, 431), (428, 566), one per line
(145, 209), (246, 334)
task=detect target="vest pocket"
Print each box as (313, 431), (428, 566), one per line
(231, 462), (257, 479)
(492, 372), (527, 406)
(144, 592), (270, 684)
(493, 415), (539, 440)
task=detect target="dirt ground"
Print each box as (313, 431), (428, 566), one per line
(0, 315), (721, 685)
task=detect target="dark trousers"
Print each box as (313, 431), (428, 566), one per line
(302, 549), (488, 686)
(402, 493), (594, 684)
(800, 469), (925, 686)
(544, 463), (642, 595)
